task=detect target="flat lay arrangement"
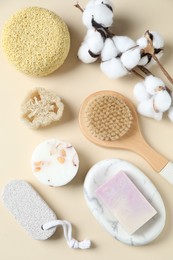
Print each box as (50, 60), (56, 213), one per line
(1, 1), (173, 260)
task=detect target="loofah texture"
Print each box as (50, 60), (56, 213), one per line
(2, 7), (70, 76)
(84, 95), (133, 141)
(20, 87), (64, 129)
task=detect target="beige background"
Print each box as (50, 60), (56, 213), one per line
(0, 0), (173, 259)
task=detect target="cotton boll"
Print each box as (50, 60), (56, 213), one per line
(144, 75), (165, 95)
(144, 51), (163, 69)
(82, 7), (95, 28)
(168, 107), (173, 122)
(101, 38), (118, 61)
(138, 55), (150, 66)
(154, 90), (172, 112)
(136, 37), (148, 49)
(95, 0), (113, 10)
(84, 28), (96, 42)
(112, 36), (136, 53)
(154, 50), (163, 60)
(121, 47), (141, 70)
(137, 98), (163, 120)
(100, 58), (128, 79)
(85, 30), (104, 53)
(78, 43), (98, 63)
(134, 82), (151, 102)
(86, 0), (96, 9)
(92, 4), (113, 27)
(150, 31), (164, 49)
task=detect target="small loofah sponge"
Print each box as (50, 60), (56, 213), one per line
(20, 87), (64, 129)
(85, 95), (133, 141)
(2, 7), (70, 76)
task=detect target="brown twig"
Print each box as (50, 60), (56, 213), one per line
(144, 30), (173, 86)
(131, 69), (145, 80)
(138, 65), (153, 76)
(152, 54), (173, 85)
(74, 2), (84, 12)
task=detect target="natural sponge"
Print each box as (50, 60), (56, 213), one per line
(20, 87), (64, 128)
(2, 7), (70, 76)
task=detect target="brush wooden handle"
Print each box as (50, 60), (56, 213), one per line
(132, 133), (168, 173)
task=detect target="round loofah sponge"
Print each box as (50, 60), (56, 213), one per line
(2, 7), (70, 76)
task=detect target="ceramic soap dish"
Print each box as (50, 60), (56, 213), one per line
(84, 158), (166, 246)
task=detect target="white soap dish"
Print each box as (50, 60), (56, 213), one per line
(84, 159), (166, 246)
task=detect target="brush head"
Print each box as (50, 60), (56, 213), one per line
(79, 91), (141, 149)
(80, 91), (134, 143)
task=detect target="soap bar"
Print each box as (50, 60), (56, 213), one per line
(31, 139), (79, 187)
(95, 170), (157, 235)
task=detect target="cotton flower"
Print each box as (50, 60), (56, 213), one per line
(82, 2), (113, 29)
(101, 38), (118, 61)
(134, 74), (172, 122)
(137, 36), (148, 49)
(85, 0), (97, 9)
(78, 43), (98, 63)
(154, 90), (172, 112)
(150, 31), (164, 50)
(95, 0), (113, 9)
(144, 75), (165, 95)
(112, 36), (136, 53)
(100, 57), (128, 79)
(92, 3), (113, 27)
(85, 29), (104, 54)
(133, 82), (151, 102)
(136, 31), (164, 67)
(137, 98), (163, 121)
(121, 46), (141, 70)
(168, 107), (173, 122)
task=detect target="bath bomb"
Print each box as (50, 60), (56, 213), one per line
(2, 7), (70, 76)
(31, 139), (79, 187)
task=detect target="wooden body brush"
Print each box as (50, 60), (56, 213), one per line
(79, 90), (173, 185)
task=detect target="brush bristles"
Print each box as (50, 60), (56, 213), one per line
(84, 95), (133, 141)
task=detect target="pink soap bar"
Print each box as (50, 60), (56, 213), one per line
(95, 171), (157, 235)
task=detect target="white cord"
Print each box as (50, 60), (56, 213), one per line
(42, 219), (91, 249)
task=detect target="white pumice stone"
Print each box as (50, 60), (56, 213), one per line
(137, 98), (163, 121)
(134, 82), (151, 102)
(154, 91), (172, 112)
(168, 107), (173, 122)
(136, 37), (148, 49)
(100, 58), (128, 79)
(92, 4), (113, 27)
(144, 75), (165, 95)
(86, 30), (104, 53)
(112, 36), (136, 53)
(78, 43), (98, 63)
(150, 31), (164, 49)
(121, 47), (141, 70)
(101, 38), (118, 61)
